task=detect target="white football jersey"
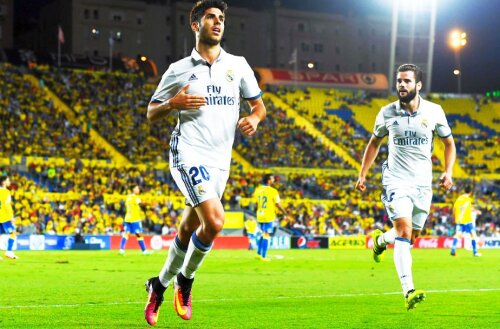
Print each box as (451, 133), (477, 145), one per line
(151, 48), (262, 170)
(373, 96), (452, 187)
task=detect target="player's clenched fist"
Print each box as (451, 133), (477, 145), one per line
(355, 176), (367, 192)
(237, 115), (260, 136)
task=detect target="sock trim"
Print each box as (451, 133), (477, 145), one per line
(395, 237), (411, 244)
(191, 232), (212, 252)
(175, 235), (188, 252)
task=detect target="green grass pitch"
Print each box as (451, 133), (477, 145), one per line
(1, 248), (499, 328)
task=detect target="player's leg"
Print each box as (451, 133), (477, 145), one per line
(450, 225), (463, 256)
(393, 217), (414, 296)
(468, 224), (481, 256)
(379, 227), (397, 246)
(256, 224), (264, 257)
(144, 206), (199, 326)
(257, 237), (263, 256)
(259, 223), (273, 261)
(136, 233), (147, 254)
(4, 222), (18, 259)
(174, 198), (224, 320)
(0, 225), (4, 260)
(119, 224), (130, 255)
(247, 233), (256, 250)
(371, 227), (396, 262)
(172, 165), (229, 320)
(134, 221), (148, 254)
(402, 190), (432, 310)
(374, 188), (400, 262)
(384, 186), (426, 309)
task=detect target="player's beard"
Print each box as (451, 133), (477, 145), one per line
(398, 88), (417, 103)
(199, 29), (222, 46)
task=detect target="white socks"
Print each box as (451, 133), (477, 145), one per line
(378, 228), (397, 247)
(181, 233), (212, 279)
(159, 237), (186, 287)
(394, 237), (414, 295)
(158, 233), (213, 287)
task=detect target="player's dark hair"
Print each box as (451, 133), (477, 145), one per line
(464, 185), (472, 194)
(190, 0), (227, 24)
(0, 174), (8, 185)
(397, 64), (423, 84)
(263, 174), (273, 185)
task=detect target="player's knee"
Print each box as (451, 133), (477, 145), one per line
(202, 216), (224, 237)
(179, 221), (199, 237)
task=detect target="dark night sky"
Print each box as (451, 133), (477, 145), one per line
(15, 0), (500, 93)
(229, 0), (500, 94)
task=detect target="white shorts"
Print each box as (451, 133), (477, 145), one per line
(381, 185), (432, 230)
(170, 164), (229, 207)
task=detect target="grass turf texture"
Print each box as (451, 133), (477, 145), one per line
(1, 249), (499, 328)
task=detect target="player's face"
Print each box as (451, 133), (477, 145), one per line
(2, 177), (10, 188)
(133, 185), (140, 194)
(196, 8), (225, 46)
(396, 71), (421, 103)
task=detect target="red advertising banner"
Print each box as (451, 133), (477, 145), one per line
(110, 235), (248, 250)
(255, 68), (388, 90)
(366, 236), (463, 249)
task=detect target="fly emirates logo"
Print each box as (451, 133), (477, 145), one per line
(205, 85), (236, 106)
(393, 130), (429, 146)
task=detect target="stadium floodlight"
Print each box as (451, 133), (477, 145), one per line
(307, 62), (315, 69)
(449, 29), (467, 93)
(449, 30), (467, 50)
(388, 0), (437, 94)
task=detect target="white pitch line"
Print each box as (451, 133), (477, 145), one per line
(0, 288), (498, 309)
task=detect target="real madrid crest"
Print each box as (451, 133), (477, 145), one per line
(225, 70), (234, 82)
(421, 118), (429, 128)
(197, 185), (206, 195)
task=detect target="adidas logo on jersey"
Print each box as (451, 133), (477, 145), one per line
(188, 74), (198, 81)
(392, 120), (399, 126)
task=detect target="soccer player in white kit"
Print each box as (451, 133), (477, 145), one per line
(356, 64), (456, 311)
(143, 0), (266, 325)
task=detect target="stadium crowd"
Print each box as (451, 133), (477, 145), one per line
(32, 66), (175, 163)
(0, 64), (498, 241)
(0, 63), (109, 159)
(234, 100), (352, 169)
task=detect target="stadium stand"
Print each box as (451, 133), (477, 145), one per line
(0, 63), (111, 159)
(0, 63), (498, 238)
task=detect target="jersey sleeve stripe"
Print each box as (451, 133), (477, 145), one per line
(179, 166), (200, 206)
(438, 133), (452, 138)
(150, 98), (163, 103)
(373, 132), (387, 138)
(243, 91), (262, 101)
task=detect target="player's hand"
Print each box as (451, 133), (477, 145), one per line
(170, 84), (207, 110)
(237, 114), (260, 136)
(439, 172), (453, 190)
(355, 176), (366, 192)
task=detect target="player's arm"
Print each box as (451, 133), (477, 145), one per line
(355, 135), (383, 192)
(147, 84), (207, 123)
(276, 202), (288, 218)
(238, 97), (266, 136)
(438, 135), (456, 190)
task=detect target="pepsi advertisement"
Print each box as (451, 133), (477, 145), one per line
(291, 236), (329, 249)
